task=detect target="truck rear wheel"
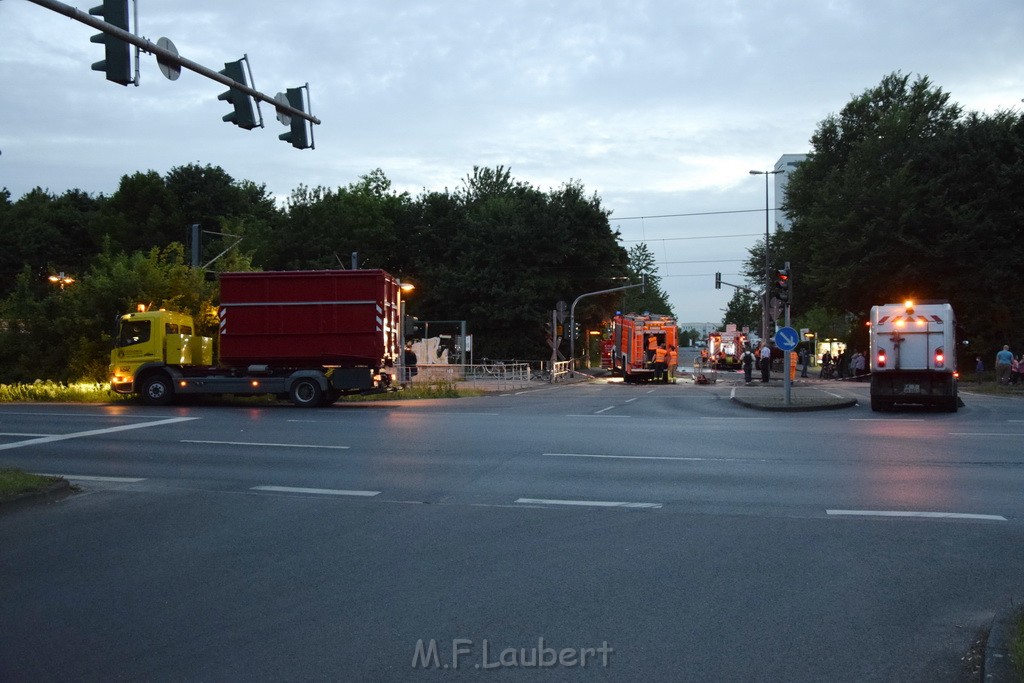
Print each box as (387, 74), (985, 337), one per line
(289, 378), (324, 407)
(870, 395), (892, 412)
(139, 374), (175, 406)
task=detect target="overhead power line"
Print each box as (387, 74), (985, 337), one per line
(620, 232), (762, 244)
(611, 208), (777, 220)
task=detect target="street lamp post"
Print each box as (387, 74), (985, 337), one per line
(749, 169), (783, 341)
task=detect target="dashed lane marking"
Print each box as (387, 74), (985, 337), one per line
(515, 497), (662, 509)
(183, 440), (349, 449)
(826, 509), (1006, 521)
(251, 486), (380, 497)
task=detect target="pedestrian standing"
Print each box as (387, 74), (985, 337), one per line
(667, 345), (678, 382)
(741, 345), (755, 384)
(653, 343), (668, 383)
(975, 356), (984, 384)
(799, 347), (809, 378)
(759, 342), (772, 383)
(995, 345), (1013, 384)
(1012, 355), (1021, 386)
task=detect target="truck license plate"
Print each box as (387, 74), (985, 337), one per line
(903, 383), (920, 394)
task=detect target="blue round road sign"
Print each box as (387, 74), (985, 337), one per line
(774, 326), (799, 351)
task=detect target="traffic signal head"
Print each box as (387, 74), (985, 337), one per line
(218, 60), (258, 130)
(775, 268), (791, 302)
(278, 87), (312, 149)
(89, 0), (131, 85)
(715, 272), (721, 290)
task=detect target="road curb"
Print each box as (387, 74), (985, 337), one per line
(0, 478), (74, 513)
(730, 386), (859, 412)
(731, 396), (859, 412)
(984, 602), (1022, 682)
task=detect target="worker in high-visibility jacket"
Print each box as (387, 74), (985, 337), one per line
(654, 344), (669, 383)
(667, 345), (679, 382)
(789, 351), (798, 381)
(647, 335), (658, 364)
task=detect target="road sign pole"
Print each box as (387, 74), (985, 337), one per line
(775, 322), (798, 407)
(784, 304), (792, 406)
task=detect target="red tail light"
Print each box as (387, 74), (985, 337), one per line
(934, 348), (944, 368)
(876, 350), (886, 368)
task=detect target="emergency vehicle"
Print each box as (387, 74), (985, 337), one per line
(869, 300), (958, 412)
(610, 313), (678, 383)
(706, 324), (747, 369)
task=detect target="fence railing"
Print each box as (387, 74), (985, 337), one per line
(409, 363), (531, 389)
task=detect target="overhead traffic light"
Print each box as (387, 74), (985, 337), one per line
(775, 267), (791, 303)
(715, 272), (721, 290)
(89, 0), (131, 85)
(278, 87), (312, 149)
(218, 60), (258, 130)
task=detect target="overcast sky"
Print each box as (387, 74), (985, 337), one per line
(2, 0), (1023, 323)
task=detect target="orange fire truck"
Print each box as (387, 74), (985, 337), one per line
(704, 324), (748, 369)
(610, 313), (678, 383)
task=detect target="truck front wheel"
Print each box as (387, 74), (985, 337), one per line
(289, 378), (324, 407)
(139, 374), (175, 406)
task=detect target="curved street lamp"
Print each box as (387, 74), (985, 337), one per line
(749, 169), (783, 340)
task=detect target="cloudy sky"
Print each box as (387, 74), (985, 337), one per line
(2, 0), (1022, 323)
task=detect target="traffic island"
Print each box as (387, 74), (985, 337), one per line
(730, 384), (859, 412)
(0, 469), (73, 512)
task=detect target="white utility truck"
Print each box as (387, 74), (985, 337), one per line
(869, 300), (958, 412)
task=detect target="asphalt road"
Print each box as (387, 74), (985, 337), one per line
(1, 379), (1022, 681)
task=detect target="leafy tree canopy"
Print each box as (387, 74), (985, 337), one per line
(766, 71), (1024, 361)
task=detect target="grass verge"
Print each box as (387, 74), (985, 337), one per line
(0, 380), (483, 405)
(0, 381), (127, 403)
(0, 468), (63, 502)
(1013, 609), (1024, 682)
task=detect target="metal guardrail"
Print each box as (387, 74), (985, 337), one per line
(410, 363), (531, 389)
(546, 361), (571, 382)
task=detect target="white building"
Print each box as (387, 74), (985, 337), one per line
(773, 154), (807, 231)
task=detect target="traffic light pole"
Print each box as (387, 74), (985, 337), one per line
(25, 0), (320, 126)
(568, 279), (646, 378)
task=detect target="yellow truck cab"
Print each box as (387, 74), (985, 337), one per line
(109, 309), (213, 396)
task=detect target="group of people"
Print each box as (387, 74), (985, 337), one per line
(990, 345), (1023, 385)
(736, 343), (869, 384)
(646, 337), (678, 383)
(817, 349), (868, 380)
(739, 342), (775, 384)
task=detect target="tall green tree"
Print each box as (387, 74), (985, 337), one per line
(778, 72), (1024, 359)
(620, 243), (673, 316)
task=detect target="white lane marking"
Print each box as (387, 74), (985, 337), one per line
(515, 497), (662, 509)
(624, 397), (638, 403)
(565, 414), (630, 418)
(700, 417), (771, 421)
(545, 452), (769, 463)
(826, 509), (1007, 521)
(34, 473), (146, 483)
(0, 417), (199, 451)
(251, 486), (379, 497)
(1, 432), (51, 437)
(948, 433), (1023, 437)
(183, 440), (349, 449)
(594, 406), (615, 414)
(850, 418), (925, 422)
